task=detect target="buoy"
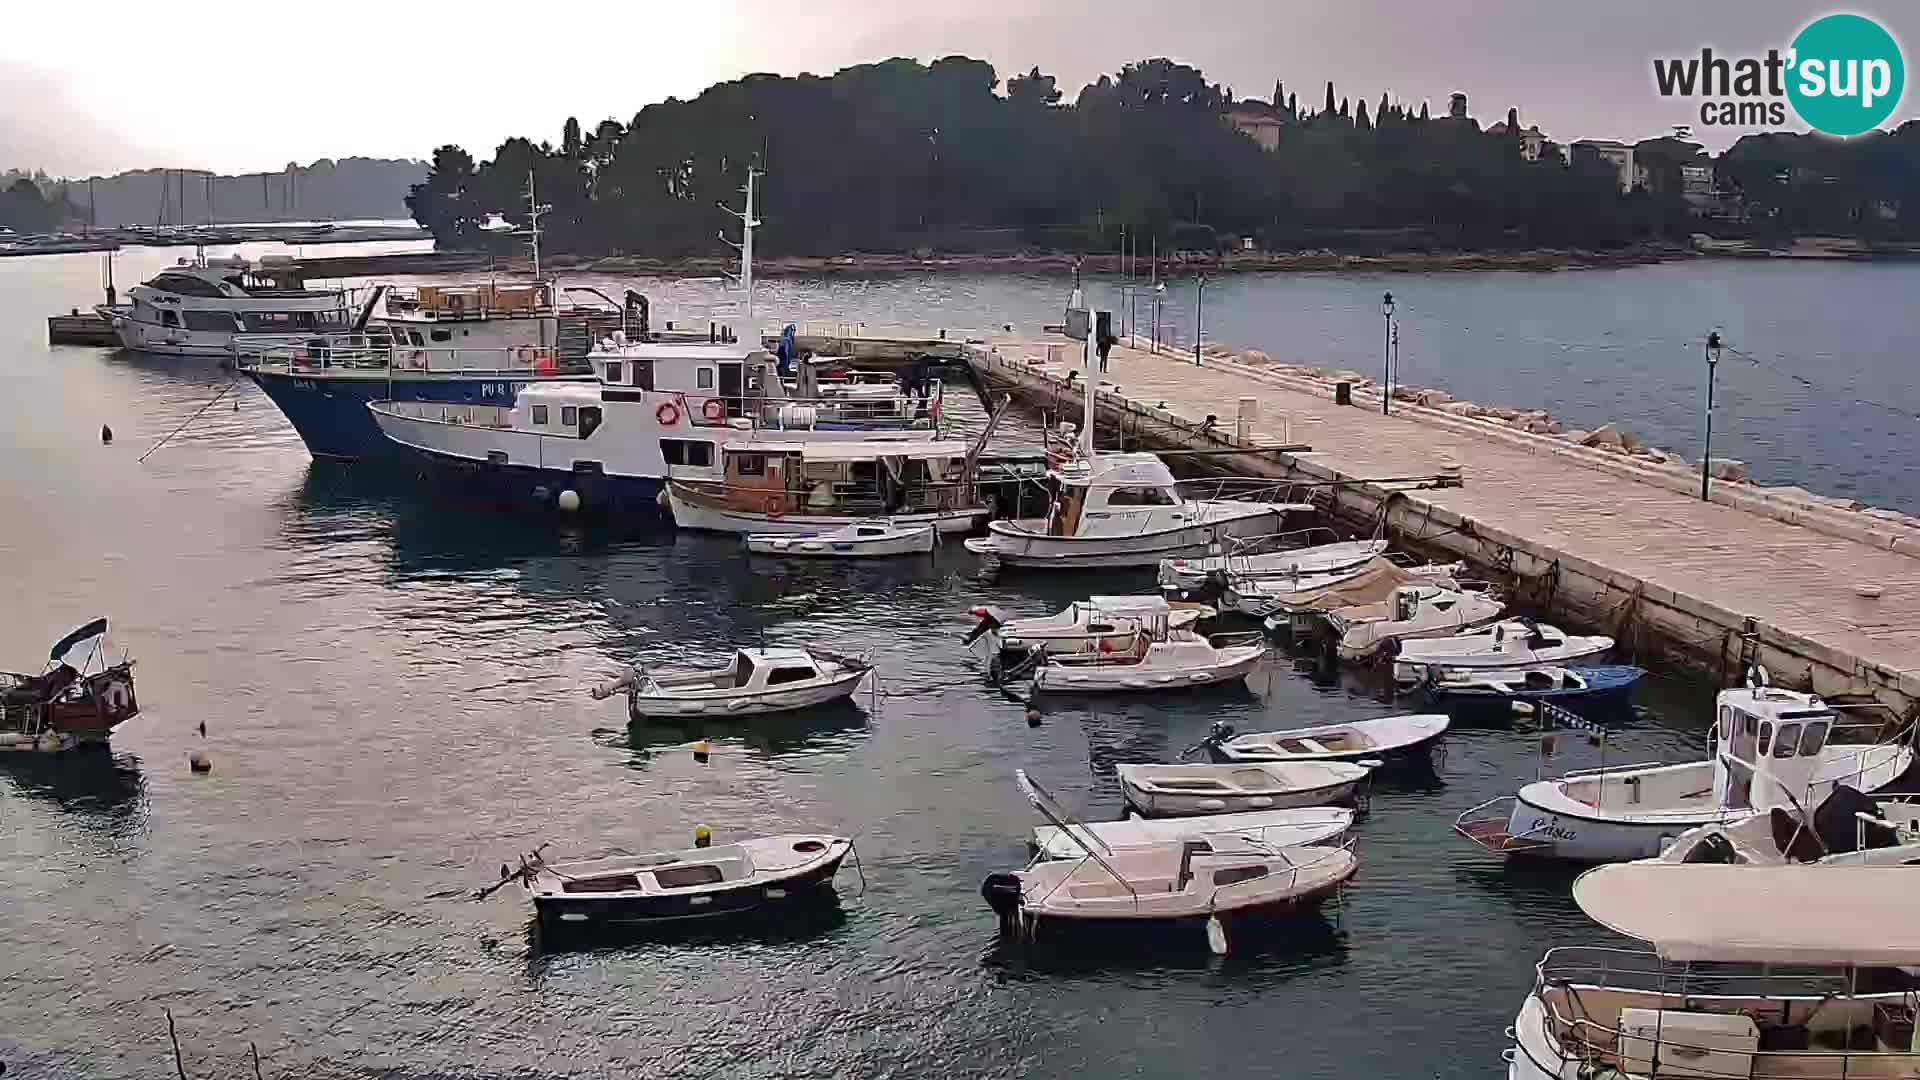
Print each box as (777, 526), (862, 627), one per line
(694, 824), (712, 848)
(1025, 707), (1042, 727)
(557, 489), (581, 512)
(1206, 914), (1229, 956)
(188, 751), (212, 773)
(692, 738), (711, 763)
(1857, 583), (1885, 599)
(100, 425), (113, 444)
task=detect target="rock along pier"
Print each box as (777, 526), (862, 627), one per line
(959, 330), (1920, 716)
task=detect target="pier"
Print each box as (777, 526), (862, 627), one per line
(46, 309), (117, 346)
(971, 332), (1920, 716)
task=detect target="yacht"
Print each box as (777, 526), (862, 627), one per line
(97, 253), (352, 357)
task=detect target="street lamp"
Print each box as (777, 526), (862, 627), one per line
(1194, 273), (1207, 366)
(1381, 291), (1396, 415)
(1152, 282), (1166, 354)
(1701, 330), (1723, 501)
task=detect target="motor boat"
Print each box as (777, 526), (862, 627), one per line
(744, 520), (936, 557)
(1031, 807), (1355, 860)
(1194, 714), (1451, 765)
(1327, 584), (1505, 660)
(1391, 619), (1613, 684)
(983, 772), (1357, 954)
(513, 834), (853, 928)
(1648, 785), (1920, 867)
(962, 595), (1211, 662)
(1506, 862), (1920, 1079)
(97, 252), (352, 357)
(667, 437), (988, 536)
(1, 619), (139, 753)
(1029, 633), (1266, 693)
(1454, 669), (1915, 861)
(1423, 664), (1644, 707)
(593, 646), (872, 720)
(1116, 760), (1377, 817)
(1226, 558), (1462, 620)
(1157, 537), (1388, 591)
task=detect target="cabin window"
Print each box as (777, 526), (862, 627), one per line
(1773, 722), (1801, 758)
(1799, 721), (1829, 756)
(430, 328), (453, 343)
(605, 361), (624, 385)
(151, 274), (227, 297)
(183, 310), (239, 332)
(408, 330), (425, 346)
(1730, 710), (1757, 760)
(1757, 722), (1773, 757)
(653, 864), (724, 889)
(766, 667), (817, 686)
(160, 309), (180, 328)
(531, 404), (549, 425)
(735, 454), (765, 477)
(561, 405), (578, 427)
(1213, 865), (1270, 886)
(660, 439), (714, 467)
(579, 406), (602, 439)
(487, 450), (508, 465)
(1105, 486), (1179, 506)
(697, 367), (715, 390)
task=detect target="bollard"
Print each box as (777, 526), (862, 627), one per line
(1335, 382), (1353, 407)
(1236, 396), (1258, 444)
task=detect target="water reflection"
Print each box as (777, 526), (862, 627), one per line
(523, 893), (852, 961)
(0, 747), (146, 825)
(602, 699), (872, 763)
(981, 911), (1349, 980)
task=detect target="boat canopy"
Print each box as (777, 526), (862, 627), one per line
(1573, 863), (1920, 965)
(1058, 452), (1178, 488)
(1086, 596), (1172, 618)
(723, 439), (969, 461)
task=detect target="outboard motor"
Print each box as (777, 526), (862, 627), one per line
(1814, 784), (1889, 854)
(1678, 830), (1742, 864)
(1182, 720), (1237, 760)
(960, 607), (1003, 648)
(981, 872), (1024, 926)
(1770, 807), (1828, 863)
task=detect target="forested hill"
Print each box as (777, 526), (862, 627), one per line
(53, 158), (425, 227)
(405, 56), (1920, 258)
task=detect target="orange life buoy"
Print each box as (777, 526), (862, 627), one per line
(656, 401), (682, 426)
(701, 398), (726, 423)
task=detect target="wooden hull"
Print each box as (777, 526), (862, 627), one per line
(627, 668), (868, 719)
(1119, 776), (1363, 817)
(745, 527), (936, 557)
(1031, 645), (1263, 692)
(534, 849), (848, 928)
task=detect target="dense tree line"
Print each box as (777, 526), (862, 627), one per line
(0, 174), (79, 232)
(405, 56), (1920, 257)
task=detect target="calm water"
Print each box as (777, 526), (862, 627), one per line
(0, 248), (1896, 1078)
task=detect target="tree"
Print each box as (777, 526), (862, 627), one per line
(1007, 65), (1062, 107)
(1419, 100), (1430, 121)
(1273, 80), (1284, 109)
(1357, 100), (1372, 132)
(1287, 91), (1297, 117)
(403, 144), (478, 243)
(563, 117), (583, 160)
(1324, 81), (1336, 115)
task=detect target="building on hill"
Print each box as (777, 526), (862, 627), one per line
(1487, 119), (1556, 162)
(1570, 139), (1637, 193)
(1226, 101), (1286, 152)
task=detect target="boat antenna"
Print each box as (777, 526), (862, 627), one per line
(720, 166), (761, 326)
(525, 169), (550, 282)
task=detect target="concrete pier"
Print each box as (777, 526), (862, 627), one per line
(973, 333), (1920, 716)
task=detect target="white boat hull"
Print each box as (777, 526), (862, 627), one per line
(627, 669), (867, 719)
(1032, 643), (1264, 693)
(965, 505), (1288, 569)
(1157, 540), (1388, 590)
(671, 488), (980, 536)
(1032, 808), (1354, 860)
(745, 525), (935, 557)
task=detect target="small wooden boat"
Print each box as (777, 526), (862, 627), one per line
(1157, 539), (1388, 591)
(1226, 558), (1462, 619)
(1390, 619), (1613, 684)
(1424, 664), (1644, 705)
(1029, 635), (1265, 693)
(1032, 807), (1354, 860)
(745, 519), (935, 558)
(520, 834), (853, 928)
(961, 595), (1210, 660)
(1116, 760), (1376, 817)
(1197, 714), (1450, 764)
(985, 772), (1357, 954)
(595, 646), (872, 720)
(1, 619), (139, 753)
(1328, 584), (1505, 660)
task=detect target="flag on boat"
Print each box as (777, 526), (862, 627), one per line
(49, 618), (108, 662)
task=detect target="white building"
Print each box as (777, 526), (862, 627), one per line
(1570, 139), (1637, 193)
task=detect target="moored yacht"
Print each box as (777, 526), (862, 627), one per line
(97, 253), (352, 357)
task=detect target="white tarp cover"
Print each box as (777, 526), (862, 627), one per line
(1574, 863), (1920, 965)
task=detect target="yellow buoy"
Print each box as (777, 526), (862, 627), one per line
(692, 738), (711, 763)
(188, 751), (212, 773)
(694, 824), (712, 848)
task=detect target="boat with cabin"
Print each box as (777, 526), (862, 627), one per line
(665, 436), (988, 535)
(1454, 670), (1916, 861)
(1506, 862), (1920, 1080)
(592, 645), (873, 720)
(513, 834), (854, 929)
(961, 595), (1213, 662)
(1327, 583), (1505, 660)
(1, 619), (139, 753)
(1391, 619), (1613, 684)
(97, 253), (353, 357)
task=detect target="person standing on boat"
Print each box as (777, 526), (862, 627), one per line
(776, 324), (797, 376)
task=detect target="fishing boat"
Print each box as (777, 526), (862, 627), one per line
(593, 646), (872, 720)
(1029, 633), (1267, 693)
(666, 437), (989, 535)
(1327, 584), (1505, 660)
(1156, 536), (1388, 591)
(1115, 760), (1377, 817)
(1193, 714), (1451, 765)
(1423, 664), (1644, 707)
(1032, 807), (1355, 860)
(1, 619), (139, 753)
(96, 252), (353, 357)
(961, 594), (1212, 661)
(513, 834), (853, 928)
(1390, 619), (1613, 684)
(1506, 863), (1920, 1080)
(983, 772), (1357, 954)
(1454, 670), (1916, 861)
(744, 520), (936, 557)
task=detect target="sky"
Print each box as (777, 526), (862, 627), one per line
(4, 0), (1917, 177)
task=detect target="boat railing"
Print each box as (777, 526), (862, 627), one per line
(1218, 527), (1347, 558)
(1452, 796), (1558, 853)
(232, 332), (577, 377)
(666, 391), (943, 434)
(1554, 760), (1667, 779)
(1208, 836), (1354, 902)
(1177, 476), (1316, 507)
(669, 478), (982, 517)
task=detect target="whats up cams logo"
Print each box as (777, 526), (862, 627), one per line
(1653, 12), (1906, 136)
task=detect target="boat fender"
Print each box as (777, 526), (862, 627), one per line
(701, 398), (726, 423)
(692, 739), (711, 764)
(694, 824), (712, 848)
(980, 872), (1023, 919)
(557, 489), (581, 512)
(655, 401), (682, 427)
(1206, 914), (1229, 956)
(1025, 706), (1042, 727)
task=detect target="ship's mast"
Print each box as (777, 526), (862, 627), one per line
(720, 167), (761, 325)
(526, 169), (550, 281)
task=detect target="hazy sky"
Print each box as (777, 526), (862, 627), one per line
(5, 0), (1916, 176)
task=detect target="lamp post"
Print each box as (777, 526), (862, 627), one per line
(1381, 291), (1396, 415)
(1152, 282), (1165, 354)
(1194, 273), (1207, 366)
(1701, 330), (1722, 501)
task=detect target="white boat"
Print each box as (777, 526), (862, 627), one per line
(1157, 538), (1389, 591)
(1227, 558), (1462, 619)
(962, 594), (1211, 660)
(1455, 672), (1916, 861)
(1032, 807), (1355, 860)
(1030, 634), (1266, 693)
(1391, 619), (1613, 684)
(518, 834), (853, 928)
(667, 438), (989, 535)
(97, 253), (353, 357)
(594, 646), (872, 720)
(744, 520), (935, 557)
(984, 772), (1358, 954)
(1199, 714), (1451, 764)
(1507, 863), (1920, 1080)
(1649, 790), (1920, 867)
(1327, 584), (1505, 660)
(1116, 760), (1376, 817)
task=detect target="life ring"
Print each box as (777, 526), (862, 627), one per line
(656, 401), (682, 426)
(764, 495), (784, 519)
(702, 398), (726, 423)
